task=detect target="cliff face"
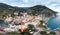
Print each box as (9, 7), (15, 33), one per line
(0, 3), (57, 18)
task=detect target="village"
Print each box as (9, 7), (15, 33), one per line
(0, 11), (59, 35)
(4, 12), (44, 32)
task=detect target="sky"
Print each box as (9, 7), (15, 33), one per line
(0, 0), (60, 12)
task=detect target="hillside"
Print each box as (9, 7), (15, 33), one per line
(0, 3), (57, 18)
(0, 3), (28, 18)
(27, 5), (57, 17)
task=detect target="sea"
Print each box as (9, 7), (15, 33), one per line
(0, 20), (9, 28)
(47, 13), (60, 30)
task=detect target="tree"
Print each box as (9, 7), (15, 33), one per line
(40, 20), (47, 29)
(23, 29), (30, 35)
(18, 13), (23, 16)
(40, 31), (47, 35)
(50, 31), (56, 35)
(40, 20), (44, 25)
(28, 24), (34, 30)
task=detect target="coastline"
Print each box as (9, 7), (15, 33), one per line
(0, 18), (4, 21)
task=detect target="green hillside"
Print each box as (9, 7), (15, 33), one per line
(0, 3), (57, 18)
(27, 5), (57, 17)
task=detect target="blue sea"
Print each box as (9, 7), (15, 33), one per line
(0, 20), (9, 28)
(0, 13), (60, 30)
(47, 13), (60, 30)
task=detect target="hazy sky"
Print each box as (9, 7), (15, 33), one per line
(0, 0), (60, 12)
